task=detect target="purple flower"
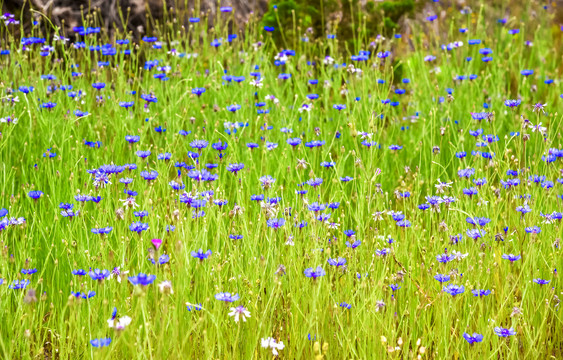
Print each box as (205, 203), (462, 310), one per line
(304, 266), (326, 279)
(88, 269), (110, 281)
(129, 221), (149, 234)
(191, 249), (212, 260)
(494, 327), (516, 337)
(8, 279), (30, 289)
(389, 284), (401, 291)
(90, 338), (112, 347)
(443, 284), (465, 296)
(215, 292), (240, 302)
(504, 99), (521, 107)
(226, 163), (245, 174)
(128, 273), (156, 286)
(434, 274), (451, 283)
(463, 333), (483, 344)
(28, 190), (43, 200)
(533, 278), (550, 285)
(267, 218), (286, 229)
(189, 139), (208, 150)
(472, 289), (491, 297)
(502, 254), (521, 262)
(327, 257), (346, 267)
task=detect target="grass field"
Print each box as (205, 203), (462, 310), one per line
(0, 1), (562, 359)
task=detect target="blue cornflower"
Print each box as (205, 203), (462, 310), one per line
(306, 178), (323, 187)
(436, 253), (455, 263)
(129, 222), (149, 234)
(9, 279), (30, 289)
(494, 327), (516, 337)
(226, 163), (245, 174)
(91, 227), (113, 235)
(140, 171), (158, 181)
(339, 302), (352, 309)
(346, 240), (361, 249)
(90, 338), (112, 347)
(389, 284), (401, 292)
(466, 229), (486, 240)
(71, 291), (96, 299)
(304, 266), (326, 279)
(128, 273), (156, 286)
(443, 284), (465, 296)
(525, 226), (541, 234)
(190, 139), (208, 150)
(215, 292), (240, 302)
(463, 333), (483, 344)
(28, 191), (43, 200)
(533, 278), (550, 285)
(267, 218), (285, 229)
(504, 99), (521, 107)
(434, 274), (451, 283)
(466, 217), (491, 227)
(472, 289), (491, 297)
(502, 254), (521, 262)
(88, 269), (110, 281)
(327, 257), (346, 267)
(287, 138), (302, 147)
(191, 249), (212, 260)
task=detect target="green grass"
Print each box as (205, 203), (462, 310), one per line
(0, 1), (562, 359)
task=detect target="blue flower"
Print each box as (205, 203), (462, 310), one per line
(494, 327), (516, 337)
(304, 266), (326, 279)
(443, 284), (465, 296)
(90, 338), (112, 347)
(327, 257), (346, 267)
(434, 274), (451, 283)
(463, 333), (483, 344)
(267, 218), (285, 229)
(8, 279), (30, 289)
(88, 269), (110, 281)
(504, 99), (521, 107)
(129, 222), (149, 234)
(28, 190), (43, 200)
(128, 273), (156, 286)
(215, 292), (240, 302)
(472, 289), (491, 297)
(502, 254), (521, 262)
(191, 249), (212, 260)
(533, 278), (550, 285)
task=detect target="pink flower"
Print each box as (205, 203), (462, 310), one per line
(151, 239), (162, 250)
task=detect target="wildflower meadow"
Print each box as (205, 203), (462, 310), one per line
(0, 0), (562, 358)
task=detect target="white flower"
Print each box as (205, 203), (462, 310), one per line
(298, 103), (312, 112)
(108, 315), (132, 330)
(261, 337), (285, 355)
(119, 197), (139, 209)
(435, 178), (453, 193)
(285, 236), (295, 246)
(327, 222), (340, 229)
(228, 306), (251, 323)
(531, 122), (546, 133)
(372, 211), (384, 221)
(250, 79), (263, 88)
(158, 280), (174, 294)
(109, 266), (129, 283)
(452, 250), (468, 261)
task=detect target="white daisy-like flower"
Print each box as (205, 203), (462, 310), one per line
(261, 337), (285, 355)
(228, 305), (251, 323)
